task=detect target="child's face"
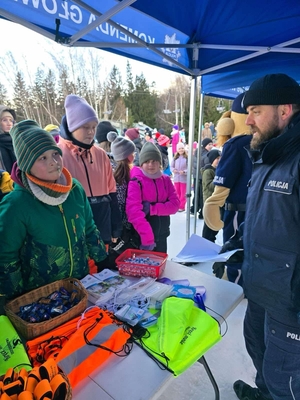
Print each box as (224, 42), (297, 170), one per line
(30, 149), (63, 182)
(177, 146), (185, 154)
(141, 160), (161, 175)
(0, 112), (14, 133)
(72, 121), (97, 144)
(127, 153), (134, 163)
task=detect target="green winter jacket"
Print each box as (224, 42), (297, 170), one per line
(201, 165), (216, 202)
(0, 178), (106, 299)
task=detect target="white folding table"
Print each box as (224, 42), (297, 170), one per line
(72, 260), (244, 400)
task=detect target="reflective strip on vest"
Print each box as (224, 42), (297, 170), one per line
(57, 324), (118, 375)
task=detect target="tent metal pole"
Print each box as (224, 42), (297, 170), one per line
(193, 90), (204, 234)
(186, 76), (197, 242)
(69, 0), (194, 75)
(68, 0), (137, 45)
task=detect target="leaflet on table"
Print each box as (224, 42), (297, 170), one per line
(80, 269), (131, 305)
(172, 234), (243, 263)
(115, 304), (146, 326)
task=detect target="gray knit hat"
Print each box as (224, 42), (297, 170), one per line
(107, 131), (136, 161)
(139, 142), (162, 166)
(242, 73), (300, 109)
(10, 120), (62, 173)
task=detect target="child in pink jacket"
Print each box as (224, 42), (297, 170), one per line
(126, 142), (179, 253)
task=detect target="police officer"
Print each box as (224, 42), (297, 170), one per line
(234, 74), (300, 400)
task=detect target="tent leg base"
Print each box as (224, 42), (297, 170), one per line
(198, 356), (220, 400)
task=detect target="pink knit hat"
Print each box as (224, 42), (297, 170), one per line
(125, 128), (140, 141)
(64, 94), (98, 132)
(157, 134), (170, 147)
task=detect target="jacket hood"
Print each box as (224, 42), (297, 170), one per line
(60, 115), (94, 150)
(11, 162), (24, 187)
(60, 115), (73, 141)
(202, 164), (215, 171)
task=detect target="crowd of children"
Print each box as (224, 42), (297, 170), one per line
(0, 96), (224, 306)
(0, 100), (186, 305)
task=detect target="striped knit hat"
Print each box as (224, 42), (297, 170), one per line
(10, 120), (62, 173)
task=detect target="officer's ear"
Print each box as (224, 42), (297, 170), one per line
(279, 104), (293, 121)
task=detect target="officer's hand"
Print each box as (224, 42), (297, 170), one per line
(212, 262), (225, 279)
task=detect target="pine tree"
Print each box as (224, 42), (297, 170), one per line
(31, 68), (47, 126)
(57, 65), (74, 116)
(104, 65), (125, 121)
(13, 71), (30, 120)
(124, 64), (157, 127)
(44, 69), (60, 125)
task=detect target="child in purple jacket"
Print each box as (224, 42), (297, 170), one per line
(126, 142), (180, 253)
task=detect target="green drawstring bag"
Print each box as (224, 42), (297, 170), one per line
(0, 316), (31, 375)
(139, 297), (221, 375)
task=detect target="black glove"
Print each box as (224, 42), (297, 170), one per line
(218, 223), (244, 264)
(212, 262), (225, 279)
(95, 256), (110, 272)
(219, 229), (244, 254)
(225, 250), (244, 264)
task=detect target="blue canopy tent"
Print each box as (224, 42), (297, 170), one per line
(1, 1), (300, 82)
(1, 0), (300, 238)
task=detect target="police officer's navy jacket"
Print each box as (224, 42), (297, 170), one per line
(213, 135), (252, 205)
(242, 112), (300, 321)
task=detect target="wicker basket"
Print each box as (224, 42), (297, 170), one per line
(4, 278), (88, 341)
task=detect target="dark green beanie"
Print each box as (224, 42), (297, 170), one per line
(10, 120), (62, 173)
(139, 142), (162, 166)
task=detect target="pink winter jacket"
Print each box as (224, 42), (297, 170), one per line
(58, 137), (116, 196)
(126, 166), (180, 246)
(171, 131), (180, 155)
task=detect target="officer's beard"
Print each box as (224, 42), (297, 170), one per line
(250, 114), (282, 150)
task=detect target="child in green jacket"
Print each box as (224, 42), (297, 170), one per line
(0, 120), (106, 302)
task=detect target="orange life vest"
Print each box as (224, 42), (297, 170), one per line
(26, 307), (132, 387)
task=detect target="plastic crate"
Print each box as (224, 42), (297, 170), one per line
(115, 249), (168, 278)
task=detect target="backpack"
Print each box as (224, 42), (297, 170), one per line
(138, 297), (221, 375)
